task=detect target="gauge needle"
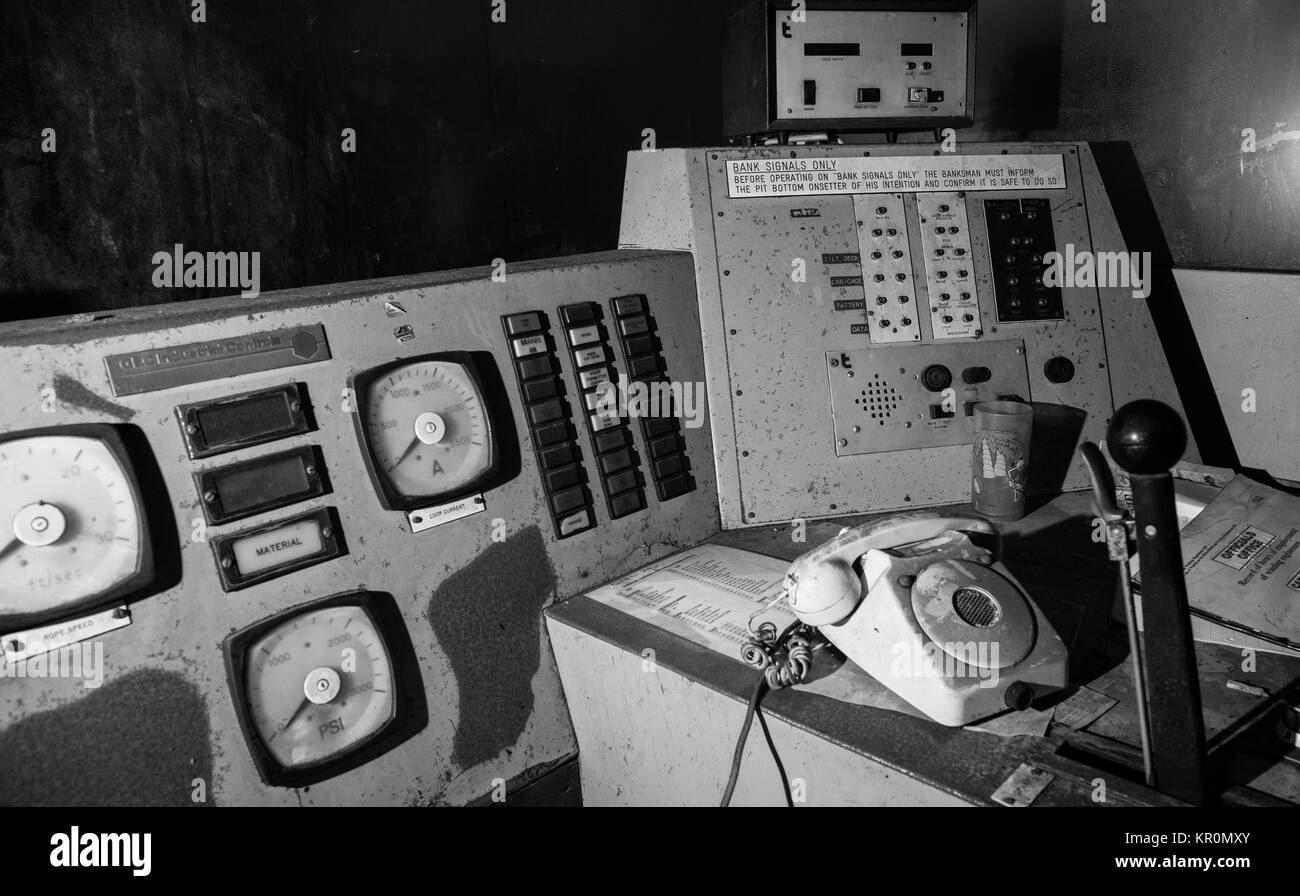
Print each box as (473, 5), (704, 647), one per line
(0, 537), (20, 564)
(272, 697), (313, 742)
(385, 436), (421, 473)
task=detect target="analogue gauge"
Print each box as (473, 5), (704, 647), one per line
(0, 425), (154, 627)
(225, 591), (424, 786)
(352, 353), (501, 510)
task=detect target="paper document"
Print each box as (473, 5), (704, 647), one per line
(584, 543), (797, 657)
(1134, 475), (1300, 653)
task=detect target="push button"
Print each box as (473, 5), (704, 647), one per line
(512, 335), (548, 358)
(599, 449), (633, 475)
(593, 428), (628, 453)
(611, 294), (645, 317)
(551, 486), (586, 515)
(609, 490), (645, 519)
(521, 377), (560, 403)
(604, 469), (638, 496)
(504, 312), (543, 336)
(618, 316), (650, 337)
(517, 355), (554, 380)
(560, 303), (596, 325)
(657, 472), (693, 500)
(544, 464), (582, 492)
(574, 346), (606, 368)
(649, 433), (681, 458)
(568, 325), (601, 347)
(533, 421), (569, 447)
(528, 400), (564, 426)
(557, 509), (591, 537)
(627, 355), (661, 379)
(539, 442), (575, 469)
(653, 453), (686, 478)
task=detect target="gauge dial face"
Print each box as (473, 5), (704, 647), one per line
(0, 435), (144, 619)
(362, 359), (493, 501)
(243, 604), (395, 770)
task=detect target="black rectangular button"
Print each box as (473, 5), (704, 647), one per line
(611, 294), (645, 317)
(593, 428), (628, 453)
(964, 401), (978, 416)
(539, 442), (575, 469)
(627, 355), (661, 379)
(643, 417), (678, 437)
(534, 421), (570, 447)
(522, 377), (560, 403)
(929, 404), (955, 420)
(652, 453), (686, 479)
(545, 463), (582, 492)
(609, 489), (645, 519)
(560, 303), (596, 325)
(618, 316), (651, 337)
(649, 434), (681, 458)
(517, 355), (555, 379)
(604, 469), (638, 495)
(551, 486), (587, 515)
(528, 399), (565, 426)
(658, 472), (693, 500)
(622, 334), (656, 357)
(504, 312), (543, 336)
(599, 449), (633, 475)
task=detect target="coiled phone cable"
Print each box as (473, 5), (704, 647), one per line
(721, 620), (815, 807)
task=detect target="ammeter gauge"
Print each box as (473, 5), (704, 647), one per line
(351, 353), (502, 510)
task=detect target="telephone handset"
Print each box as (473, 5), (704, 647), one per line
(783, 512), (1067, 726)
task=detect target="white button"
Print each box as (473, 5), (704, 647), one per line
(568, 325), (601, 347)
(574, 346), (605, 368)
(580, 368), (611, 390)
(590, 411), (620, 432)
(558, 510), (590, 536)
(512, 335), (547, 358)
(232, 519), (324, 575)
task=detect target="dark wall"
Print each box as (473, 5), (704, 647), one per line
(2, 1), (1297, 321)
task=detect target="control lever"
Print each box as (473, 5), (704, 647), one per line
(1104, 400), (1209, 804)
(1078, 441), (1154, 788)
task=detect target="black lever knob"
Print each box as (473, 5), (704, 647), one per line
(1104, 399), (1208, 804)
(1107, 399), (1187, 475)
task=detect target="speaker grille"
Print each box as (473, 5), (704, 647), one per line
(853, 372), (901, 425)
(953, 586), (1000, 628)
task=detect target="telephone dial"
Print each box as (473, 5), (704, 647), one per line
(783, 513), (1068, 726)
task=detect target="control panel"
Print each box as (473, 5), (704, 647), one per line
(722, 1), (976, 137)
(620, 142), (1194, 527)
(0, 250), (715, 806)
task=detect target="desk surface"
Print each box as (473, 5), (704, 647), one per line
(548, 492), (1300, 806)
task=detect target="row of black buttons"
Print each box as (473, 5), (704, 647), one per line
(558, 301), (648, 520)
(608, 294), (696, 503)
(501, 311), (597, 539)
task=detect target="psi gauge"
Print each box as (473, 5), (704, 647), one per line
(225, 591), (424, 787)
(0, 425), (155, 628)
(351, 353), (502, 511)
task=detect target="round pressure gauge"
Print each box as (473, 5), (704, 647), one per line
(352, 353), (501, 510)
(225, 591), (424, 787)
(0, 425), (153, 626)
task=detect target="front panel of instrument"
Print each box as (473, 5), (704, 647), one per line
(620, 143), (1191, 527)
(0, 250), (716, 805)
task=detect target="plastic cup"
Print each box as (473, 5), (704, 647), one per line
(971, 401), (1034, 521)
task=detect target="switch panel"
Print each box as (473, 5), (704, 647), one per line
(828, 339), (1031, 455)
(918, 193), (980, 339)
(501, 310), (598, 539)
(853, 194), (920, 344)
(559, 302), (648, 520)
(722, 3), (977, 136)
(986, 198), (1064, 322)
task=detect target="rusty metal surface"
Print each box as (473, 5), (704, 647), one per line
(0, 249), (721, 806)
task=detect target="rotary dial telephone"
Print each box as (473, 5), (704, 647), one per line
(783, 513), (1068, 726)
